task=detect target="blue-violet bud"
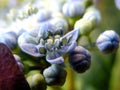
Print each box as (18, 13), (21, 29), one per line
(62, 1), (85, 17)
(69, 46), (91, 73)
(43, 64), (67, 86)
(96, 30), (120, 53)
(0, 31), (17, 49)
(35, 9), (51, 22)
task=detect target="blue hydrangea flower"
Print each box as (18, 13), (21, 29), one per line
(18, 23), (79, 64)
(96, 30), (120, 53)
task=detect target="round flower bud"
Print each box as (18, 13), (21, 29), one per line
(0, 31), (17, 49)
(27, 71), (46, 90)
(50, 18), (68, 34)
(96, 30), (120, 53)
(74, 18), (93, 35)
(43, 64), (67, 86)
(69, 46), (91, 73)
(62, 1), (85, 17)
(83, 8), (101, 27)
(35, 9), (51, 22)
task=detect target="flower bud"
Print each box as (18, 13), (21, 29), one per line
(69, 46), (91, 73)
(27, 71), (46, 90)
(83, 7), (101, 27)
(38, 23), (56, 39)
(43, 64), (67, 86)
(74, 18), (93, 35)
(62, 1), (85, 17)
(96, 30), (120, 53)
(0, 31), (17, 49)
(50, 18), (68, 34)
(35, 9), (51, 22)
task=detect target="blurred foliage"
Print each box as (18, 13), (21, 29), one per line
(78, 0), (120, 90)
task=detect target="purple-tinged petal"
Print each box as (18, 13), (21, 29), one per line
(46, 56), (64, 64)
(46, 52), (64, 64)
(60, 29), (79, 44)
(58, 42), (77, 54)
(18, 32), (39, 46)
(20, 44), (45, 57)
(58, 29), (79, 54)
(38, 23), (56, 38)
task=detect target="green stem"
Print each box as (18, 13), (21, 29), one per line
(48, 86), (62, 90)
(66, 68), (75, 90)
(87, 35), (92, 45)
(84, 35), (97, 50)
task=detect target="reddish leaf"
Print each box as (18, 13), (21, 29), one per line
(0, 43), (30, 90)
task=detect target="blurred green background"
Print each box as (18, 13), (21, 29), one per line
(1, 0), (120, 90)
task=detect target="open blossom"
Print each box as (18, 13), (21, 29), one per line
(18, 23), (79, 64)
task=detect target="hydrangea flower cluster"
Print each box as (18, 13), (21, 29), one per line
(18, 23), (79, 64)
(0, 0), (120, 90)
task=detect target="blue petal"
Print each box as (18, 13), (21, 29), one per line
(61, 29), (79, 44)
(58, 42), (77, 54)
(18, 33), (45, 57)
(38, 23), (56, 38)
(18, 32), (39, 46)
(50, 18), (68, 35)
(20, 43), (45, 57)
(46, 52), (64, 64)
(58, 29), (79, 54)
